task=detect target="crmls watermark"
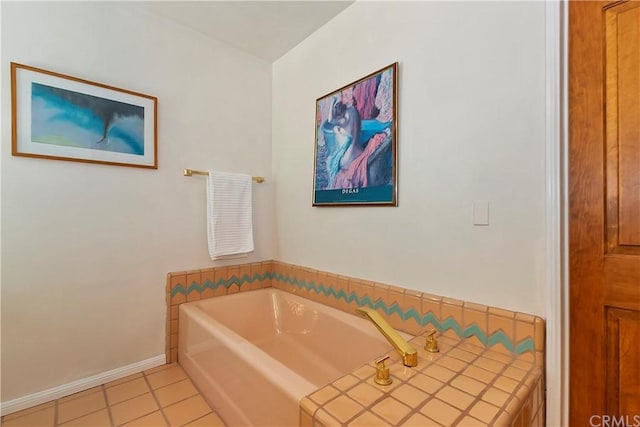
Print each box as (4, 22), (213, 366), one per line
(590, 415), (640, 427)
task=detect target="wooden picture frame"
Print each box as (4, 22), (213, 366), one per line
(313, 63), (397, 206)
(11, 62), (158, 169)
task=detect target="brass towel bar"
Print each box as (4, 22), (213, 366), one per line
(183, 169), (265, 183)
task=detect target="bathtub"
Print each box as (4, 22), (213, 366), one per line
(178, 289), (406, 427)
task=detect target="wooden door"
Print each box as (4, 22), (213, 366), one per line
(570, 1), (640, 425)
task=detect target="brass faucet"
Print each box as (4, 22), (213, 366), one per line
(355, 307), (418, 367)
(425, 330), (439, 353)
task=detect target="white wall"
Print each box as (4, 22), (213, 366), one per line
(1, 2), (273, 401)
(272, 1), (546, 316)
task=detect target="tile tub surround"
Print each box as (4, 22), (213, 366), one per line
(166, 260), (545, 425)
(167, 261), (544, 366)
(299, 335), (544, 427)
(165, 261), (273, 363)
(269, 261), (545, 368)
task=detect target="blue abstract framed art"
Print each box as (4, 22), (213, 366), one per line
(313, 63), (397, 206)
(11, 62), (157, 169)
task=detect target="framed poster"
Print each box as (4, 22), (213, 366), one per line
(313, 62), (397, 206)
(11, 62), (157, 169)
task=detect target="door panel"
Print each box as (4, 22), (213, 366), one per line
(606, 308), (640, 415)
(570, 1), (640, 425)
(605, 2), (640, 253)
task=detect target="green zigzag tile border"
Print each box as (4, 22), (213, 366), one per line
(171, 273), (266, 297)
(170, 271), (535, 355)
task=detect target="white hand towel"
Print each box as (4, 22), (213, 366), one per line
(206, 170), (254, 260)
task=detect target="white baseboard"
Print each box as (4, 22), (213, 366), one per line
(0, 354), (166, 416)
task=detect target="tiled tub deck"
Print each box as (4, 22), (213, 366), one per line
(299, 336), (542, 426)
(167, 261), (545, 426)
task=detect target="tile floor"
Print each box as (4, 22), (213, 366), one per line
(1, 364), (226, 427)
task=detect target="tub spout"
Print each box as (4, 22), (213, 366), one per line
(355, 307), (418, 367)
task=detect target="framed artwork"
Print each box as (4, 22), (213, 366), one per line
(313, 62), (397, 206)
(11, 62), (157, 169)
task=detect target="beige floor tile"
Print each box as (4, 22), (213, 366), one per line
(1, 406), (55, 427)
(146, 366), (187, 390)
(153, 378), (198, 408)
(162, 395), (211, 426)
(2, 363), (222, 427)
(111, 393), (159, 426)
(143, 363), (177, 376)
(105, 373), (144, 389)
(58, 391), (107, 424)
(1, 402), (54, 421)
(106, 378), (151, 405)
(122, 411), (168, 427)
(59, 409), (111, 427)
(184, 412), (226, 427)
(58, 387), (103, 404)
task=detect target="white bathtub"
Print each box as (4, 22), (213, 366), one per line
(178, 289), (405, 427)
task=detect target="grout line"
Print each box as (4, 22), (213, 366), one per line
(431, 339), (480, 424)
(105, 390), (150, 409)
(101, 385), (115, 427)
(142, 370), (171, 427)
(3, 365), (219, 427)
(152, 377), (190, 393)
(346, 338), (483, 427)
(181, 410), (214, 427)
(118, 409), (160, 427)
(56, 406), (107, 426)
(54, 386), (110, 426)
(103, 374), (144, 390)
(159, 393), (201, 411)
(147, 375), (189, 393)
(54, 396), (59, 426)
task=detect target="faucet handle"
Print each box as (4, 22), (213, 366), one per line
(374, 355), (392, 386)
(425, 330), (440, 353)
